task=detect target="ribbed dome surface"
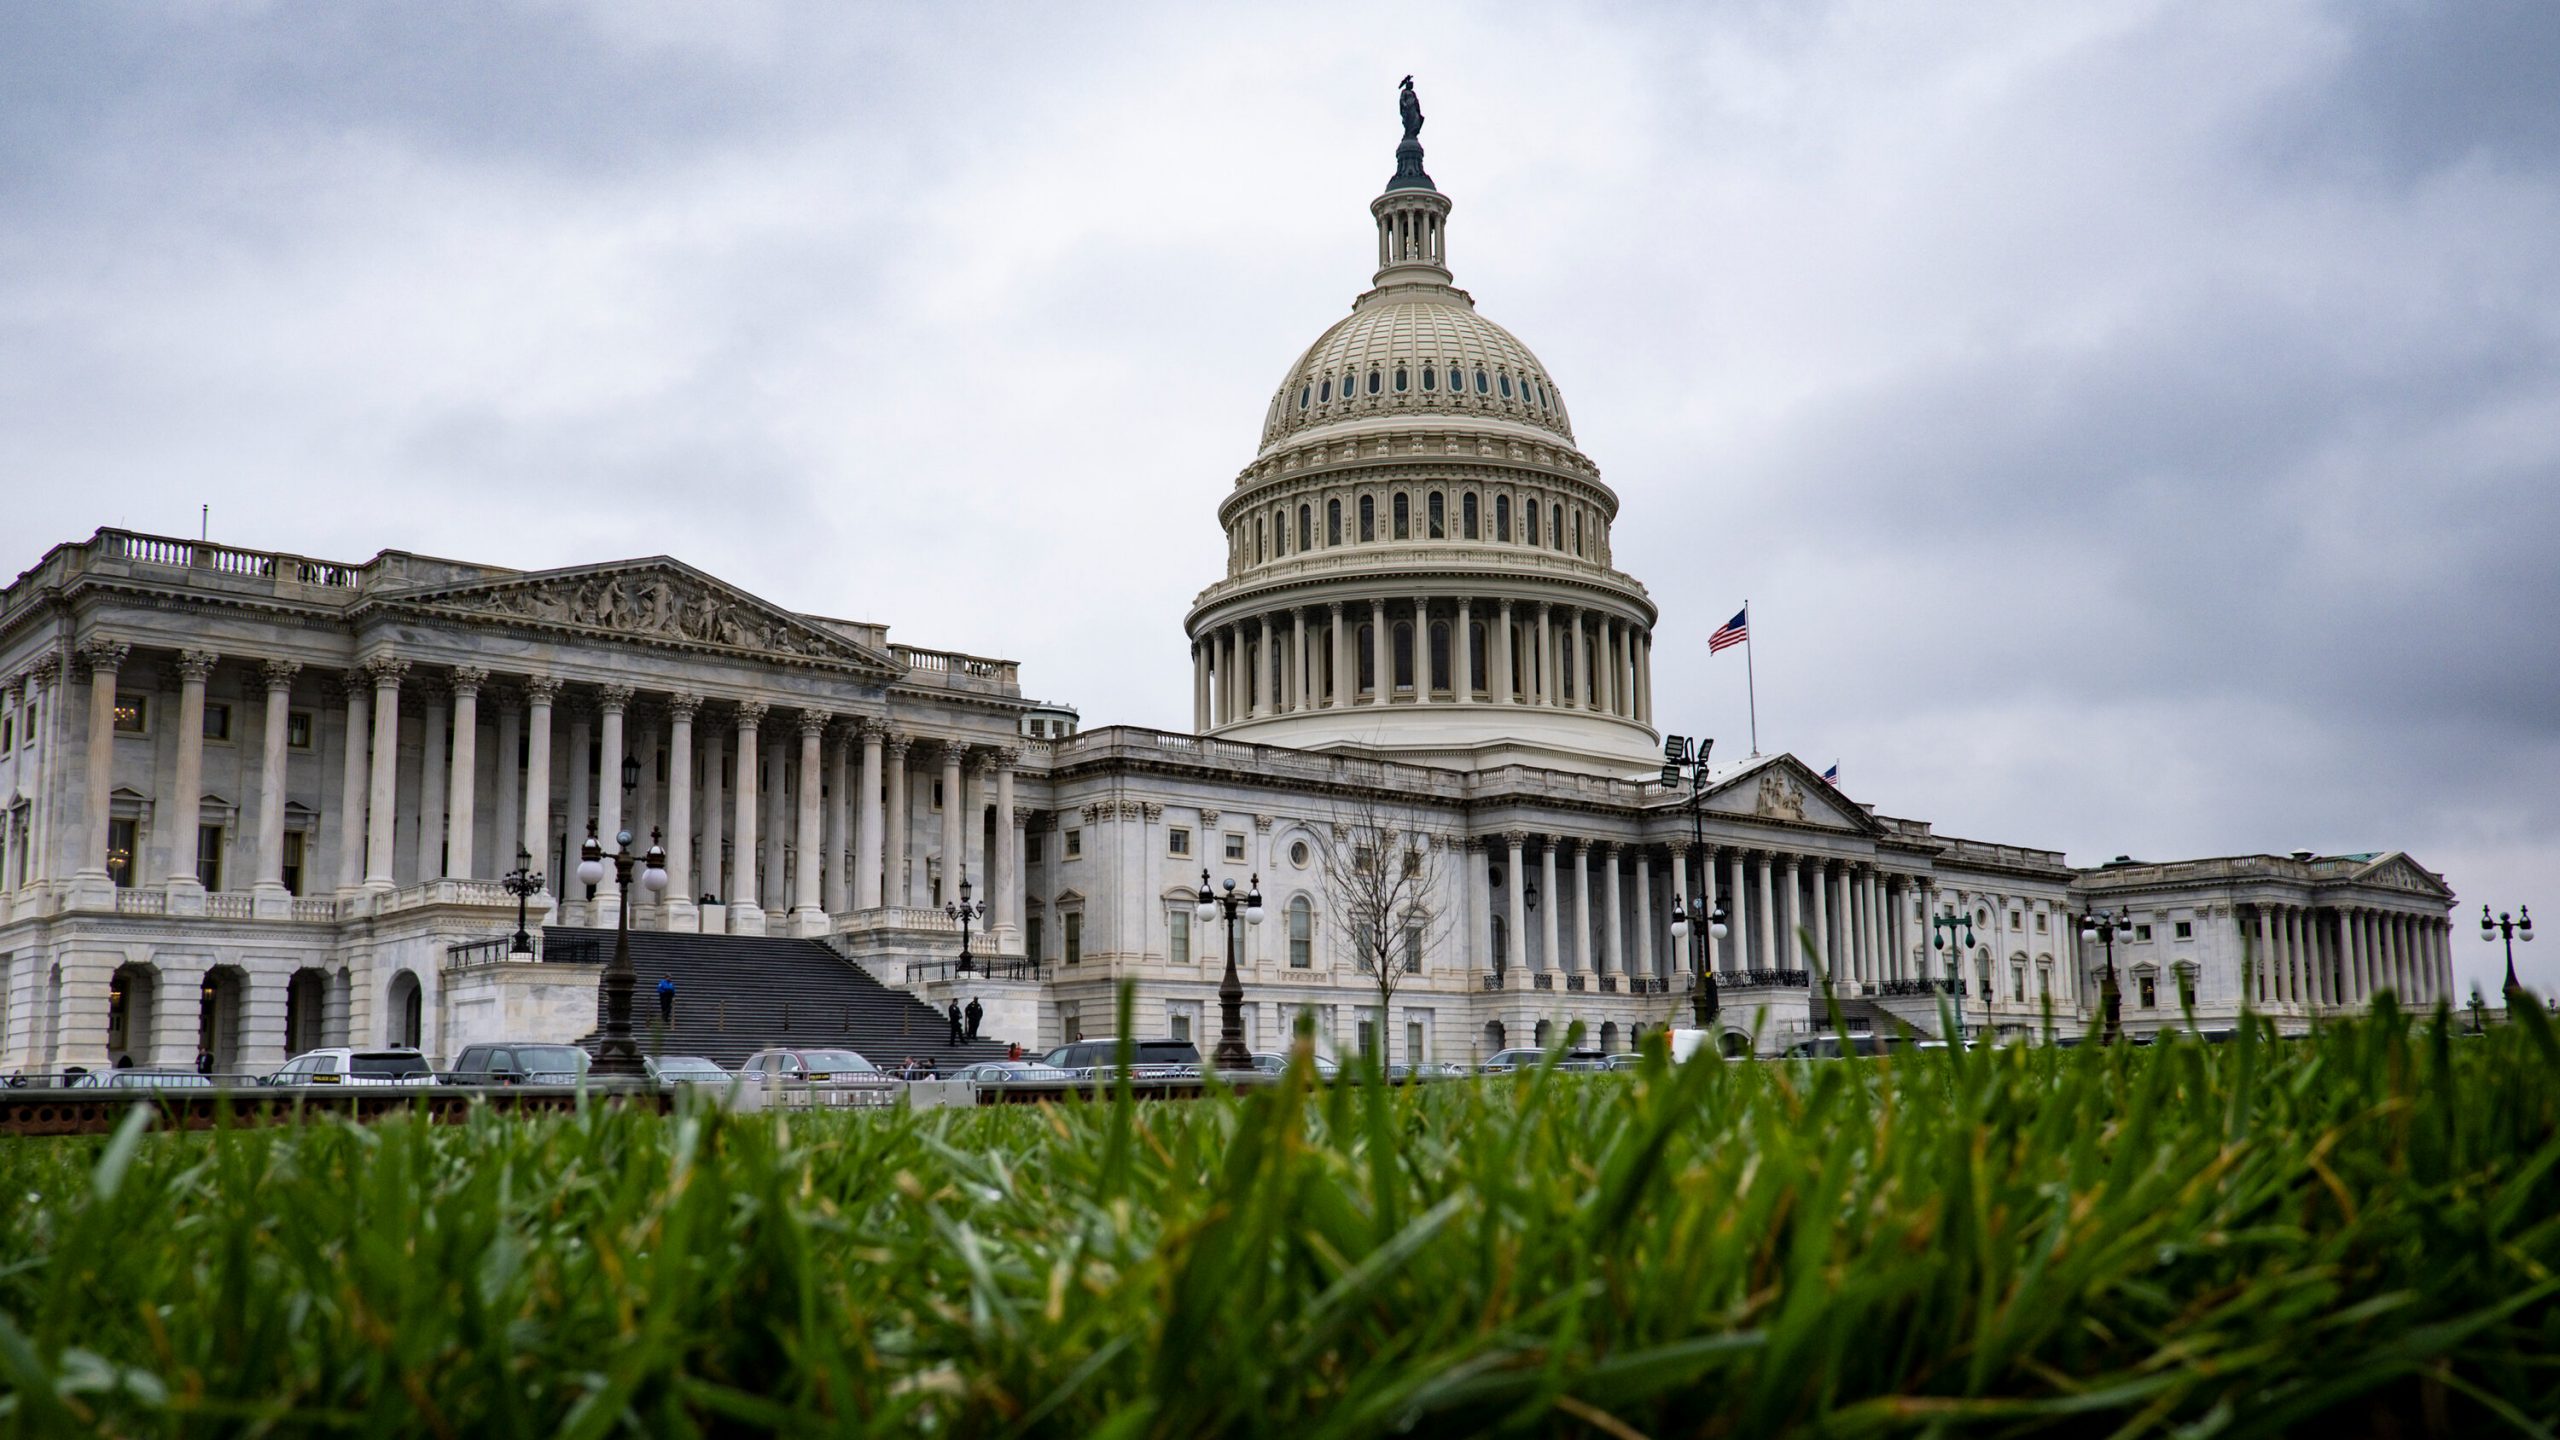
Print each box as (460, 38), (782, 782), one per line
(1260, 292), (1576, 451)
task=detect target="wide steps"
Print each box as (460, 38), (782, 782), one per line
(547, 927), (1020, 1072)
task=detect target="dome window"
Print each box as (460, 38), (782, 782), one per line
(1447, 366), (1463, 392)
(1475, 368), (1489, 395)
(1299, 385), (1311, 410)
(1526, 499), (1541, 546)
(1421, 366), (1436, 392)
(1394, 367), (1409, 392)
(1392, 493), (1410, 539)
(1367, 369), (1382, 395)
(1499, 373), (1514, 399)
(1344, 370), (1358, 399)
(1536, 381), (1549, 409)
(1318, 379), (1332, 403)
(1359, 495), (1375, 542)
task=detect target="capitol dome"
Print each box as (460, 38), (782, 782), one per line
(1185, 82), (1661, 777)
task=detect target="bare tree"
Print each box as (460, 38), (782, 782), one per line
(1316, 794), (1458, 1067)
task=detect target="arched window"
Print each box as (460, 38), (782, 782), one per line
(1447, 366), (1463, 392)
(1289, 897), (1313, 967)
(1499, 373), (1514, 399)
(1394, 366), (1409, 392)
(1551, 508), (1564, 548)
(1318, 378), (1331, 403)
(1327, 498), (1342, 546)
(1255, 517), (1265, 563)
(1274, 508), (1287, 556)
(1429, 621), (1451, 692)
(1475, 368), (1489, 394)
(1461, 492), (1479, 538)
(1572, 511), (1582, 554)
(1299, 384), (1311, 410)
(1392, 621), (1415, 689)
(1392, 493), (1409, 539)
(1367, 368), (1381, 395)
(1469, 621), (1488, 692)
(1357, 624), (1376, 692)
(1297, 504), (1312, 551)
(1494, 494), (1511, 542)
(1420, 365), (1436, 392)
(1427, 492), (1445, 538)
(1358, 495), (1375, 542)
(1525, 499), (1540, 546)
(1344, 370), (1357, 399)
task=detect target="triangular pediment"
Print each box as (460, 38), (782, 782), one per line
(374, 558), (901, 675)
(2348, 851), (2452, 900)
(1696, 754), (1882, 834)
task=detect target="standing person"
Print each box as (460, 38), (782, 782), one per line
(946, 1000), (964, 1047)
(657, 976), (677, 1027)
(194, 1050), (213, 1077)
(964, 996), (984, 1042)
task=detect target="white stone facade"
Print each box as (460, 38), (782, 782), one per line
(0, 114), (2459, 1076)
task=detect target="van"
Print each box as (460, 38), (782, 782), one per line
(1039, 1038), (1201, 1077)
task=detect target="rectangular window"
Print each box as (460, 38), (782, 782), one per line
(2012, 964), (2025, 1003)
(1169, 908), (1190, 964)
(107, 817), (137, 887)
(1064, 912), (1082, 965)
(1428, 492), (1445, 538)
(197, 824), (224, 890)
(1027, 915), (1043, 963)
(1392, 493), (1409, 539)
(1168, 826), (1190, 857)
(2174, 920), (2193, 940)
(1462, 493), (1479, 539)
(2134, 924), (2153, 942)
(1404, 924), (1423, 973)
(1224, 832), (1246, 862)
(2009, 911), (2021, 930)
(1061, 1001), (1083, 1044)
(2035, 912), (2048, 932)
(1064, 829), (1082, 859)
(286, 710), (314, 750)
(0, 712), (12, 750)
(1406, 1019), (1424, 1061)
(931, 781), (943, 811)
(1328, 499), (1342, 545)
(2177, 968), (2197, 1009)
(21, 700), (37, 748)
(2138, 973), (2158, 1009)
(1170, 1011), (1192, 1044)
(1357, 1015), (1377, 1059)
(282, 831), (305, 896)
(1027, 831), (1045, 864)
(2037, 968), (2051, 1001)
(202, 702), (233, 742)
(1359, 496), (1375, 541)
(1289, 901), (1312, 968)
(113, 693), (149, 735)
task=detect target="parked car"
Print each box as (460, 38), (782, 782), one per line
(949, 1060), (1078, 1085)
(1478, 1047), (1605, 1074)
(70, 1068), (216, 1089)
(1040, 1038), (1202, 1078)
(447, 1043), (592, 1086)
(267, 1048), (437, 1086)
(737, 1047), (901, 1108)
(642, 1055), (731, 1091)
(1600, 1054), (1646, 1072)
(1384, 1060), (1467, 1080)
(1246, 1050), (1341, 1079)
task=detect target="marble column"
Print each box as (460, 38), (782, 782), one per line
(1256, 616), (1275, 717)
(1755, 853), (1777, 970)
(1699, 844), (1721, 974)
(1599, 842), (1623, 975)
(167, 649), (218, 903)
(728, 701), (765, 934)
(1192, 642), (1209, 731)
(408, 680), (445, 883)
(1456, 598), (1475, 703)
(1369, 600), (1389, 704)
(1494, 599), (1516, 705)
(23, 658), (58, 887)
(1635, 849), (1656, 977)
(1291, 608), (1308, 713)
(1470, 840), (1494, 971)
(1538, 838), (1561, 973)
(938, 741), (965, 901)
(491, 690), (522, 878)
(854, 720), (885, 909)
(76, 639), (129, 888)
(595, 685), (630, 858)
(995, 749), (1019, 932)
(251, 660), (299, 913)
(1564, 609), (1585, 710)
(1809, 859), (1832, 983)
(1568, 840), (1591, 973)
(1533, 603), (1553, 706)
(792, 711), (826, 932)
(519, 678), (561, 900)
(699, 715), (726, 904)
(823, 722), (850, 914)
(447, 667), (484, 880)
(884, 733), (912, 907)
(1503, 832), (1527, 974)
(662, 694), (697, 926)
(362, 657), (407, 891)
(761, 736), (788, 914)
(1726, 851), (1747, 976)
(563, 702), (594, 892)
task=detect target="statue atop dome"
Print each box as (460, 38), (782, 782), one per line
(1388, 75), (1436, 192)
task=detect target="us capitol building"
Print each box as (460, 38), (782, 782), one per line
(0, 93), (2460, 1074)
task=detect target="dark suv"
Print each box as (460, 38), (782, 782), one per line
(1040, 1038), (1201, 1078)
(447, 1043), (591, 1086)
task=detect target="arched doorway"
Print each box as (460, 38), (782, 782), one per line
(1481, 1020), (1505, 1055)
(1533, 1018), (1552, 1049)
(386, 970), (423, 1050)
(107, 962), (157, 1066)
(1490, 915), (1507, 973)
(1719, 1029), (1753, 1058)
(285, 969), (328, 1057)
(197, 966), (246, 1073)
(1599, 1020), (1620, 1054)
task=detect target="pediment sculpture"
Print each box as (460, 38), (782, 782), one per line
(425, 569), (855, 662)
(1754, 773), (1807, 822)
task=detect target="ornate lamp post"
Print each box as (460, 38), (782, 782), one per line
(2077, 908), (2135, 1045)
(577, 754), (668, 1079)
(2481, 903), (2534, 1003)
(1658, 734), (1721, 1021)
(945, 870), (987, 975)
(503, 845), (544, 956)
(1196, 868), (1263, 1072)
(1930, 905), (1979, 1040)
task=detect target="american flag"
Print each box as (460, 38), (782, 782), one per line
(1821, 763), (1841, 787)
(1708, 606), (1748, 654)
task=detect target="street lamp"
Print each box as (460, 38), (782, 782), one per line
(503, 845), (544, 956)
(1931, 906), (1979, 1038)
(945, 870), (987, 975)
(2481, 903), (2534, 1002)
(577, 782), (669, 1080)
(2077, 908), (2135, 1045)
(1659, 734), (1722, 1021)
(1196, 868), (1263, 1072)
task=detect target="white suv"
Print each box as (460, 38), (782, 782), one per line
(267, 1048), (437, 1087)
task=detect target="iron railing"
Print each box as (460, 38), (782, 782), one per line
(445, 935), (600, 967)
(905, 957), (1039, 984)
(1878, 977), (1966, 998)
(1721, 969), (1812, 989)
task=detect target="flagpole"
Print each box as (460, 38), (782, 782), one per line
(1743, 599), (1759, 757)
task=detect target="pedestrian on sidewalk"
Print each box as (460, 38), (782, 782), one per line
(946, 999), (964, 1046)
(657, 976), (677, 1026)
(964, 996), (984, 1042)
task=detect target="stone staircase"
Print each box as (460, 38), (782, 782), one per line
(547, 927), (1022, 1071)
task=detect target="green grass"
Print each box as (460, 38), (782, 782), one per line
(3, 999), (2557, 1437)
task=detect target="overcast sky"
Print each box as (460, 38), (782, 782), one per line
(3, 1), (2553, 994)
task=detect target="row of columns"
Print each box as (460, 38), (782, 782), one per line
(2249, 904), (2452, 1008)
(1193, 597), (1651, 729)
